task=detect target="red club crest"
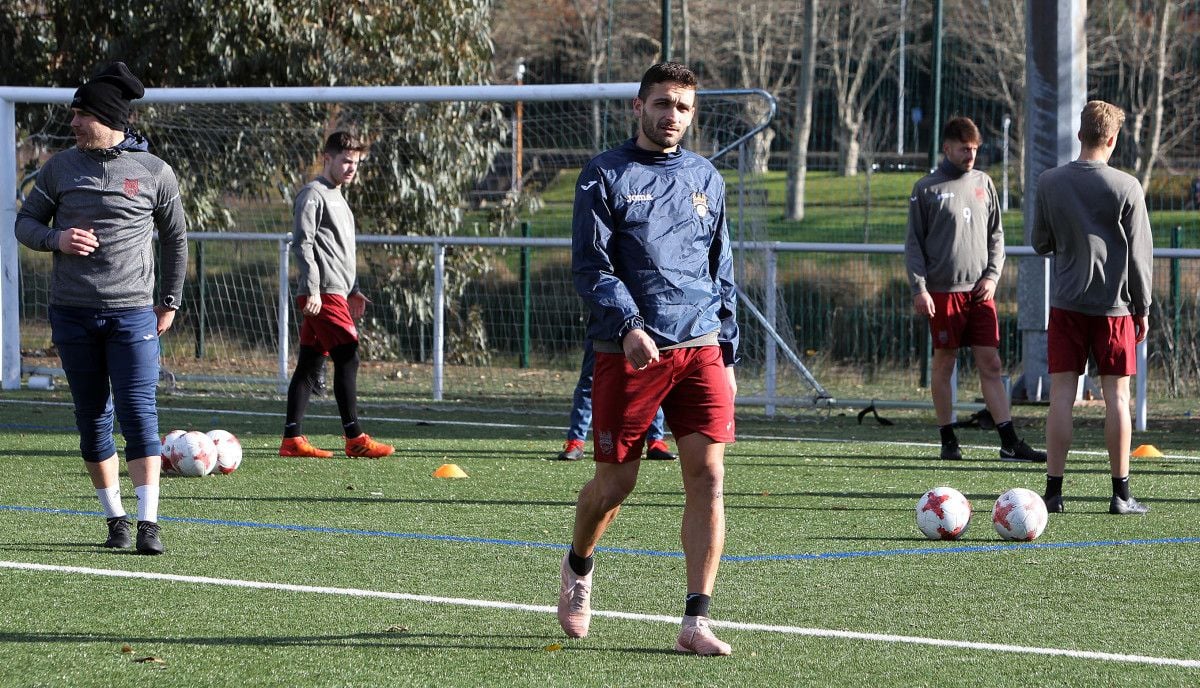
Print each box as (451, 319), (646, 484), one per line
(975, 187), (987, 201)
(123, 178), (140, 197)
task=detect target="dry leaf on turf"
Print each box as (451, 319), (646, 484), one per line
(120, 644), (133, 654)
(385, 625), (410, 633)
(133, 656), (166, 664)
(543, 643), (563, 652)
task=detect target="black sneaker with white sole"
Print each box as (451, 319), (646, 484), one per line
(1110, 495), (1150, 515)
(103, 516), (133, 549)
(1000, 439), (1047, 463)
(135, 521), (165, 555)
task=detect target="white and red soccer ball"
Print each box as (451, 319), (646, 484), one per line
(916, 486), (973, 540)
(206, 429), (243, 475)
(160, 429), (187, 473)
(173, 431), (218, 477)
(992, 487), (1049, 541)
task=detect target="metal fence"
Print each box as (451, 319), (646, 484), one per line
(17, 233), (1200, 418)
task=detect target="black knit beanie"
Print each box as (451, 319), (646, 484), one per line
(70, 62), (145, 131)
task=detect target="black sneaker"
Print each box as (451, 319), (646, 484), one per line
(1110, 495), (1150, 515)
(1000, 439), (1047, 463)
(103, 516), (133, 548)
(1043, 494), (1064, 513)
(135, 521), (165, 555)
(939, 441), (962, 461)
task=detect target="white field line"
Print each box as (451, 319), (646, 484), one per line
(4, 398), (1197, 461)
(2, 560), (1199, 669)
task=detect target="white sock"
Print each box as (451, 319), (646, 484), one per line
(96, 486), (126, 519)
(134, 484), (159, 523)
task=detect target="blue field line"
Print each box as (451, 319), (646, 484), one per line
(4, 503), (1198, 562)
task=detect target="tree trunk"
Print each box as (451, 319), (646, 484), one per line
(750, 128), (774, 174)
(1138, 0), (1171, 191)
(786, 0), (818, 221)
(838, 123), (861, 177)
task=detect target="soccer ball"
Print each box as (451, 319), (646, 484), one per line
(160, 429), (187, 473)
(915, 486), (973, 540)
(206, 429), (243, 475)
(992, 487), (1049, 541)
(174, 430), (218, 477)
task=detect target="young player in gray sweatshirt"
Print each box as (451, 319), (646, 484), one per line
(278, 132), (394, 459)
(905, 117), (1044, 463)
(1032, 100), (1153, 516)
(15, 62), (186, 554)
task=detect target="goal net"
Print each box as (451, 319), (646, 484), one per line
(3, 85), (820, 411)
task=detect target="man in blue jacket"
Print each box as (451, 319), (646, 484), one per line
(556, 62), (738, 656)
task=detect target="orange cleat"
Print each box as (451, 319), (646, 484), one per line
(345, 433), (395, 458)
(279, 436), (333, 458)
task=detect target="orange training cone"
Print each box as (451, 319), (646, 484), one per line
(1131, 444), (1163, 458)
(433, 463), (468, 478)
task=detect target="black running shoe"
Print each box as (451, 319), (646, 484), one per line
(135, 521), (165, 555)
(1043, 494), (1064, 513)
(939, 441), (962, 461)
(1110, 495), (1150, 515)
(103, 516), (133, 549)
(1000, 439), (1047, 463)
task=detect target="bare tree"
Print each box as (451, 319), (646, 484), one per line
(786, 0), (818, 221)
(685, 0), (803, 172)
(817, 0), (902, 177)
(1089, 0), (1198, 190)
(945, 0), (1025, 200)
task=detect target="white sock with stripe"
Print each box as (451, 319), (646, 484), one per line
(96, 486), (126, 519)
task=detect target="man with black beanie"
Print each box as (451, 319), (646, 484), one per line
(16, 62), (187, 555)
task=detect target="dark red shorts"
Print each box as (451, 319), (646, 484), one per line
(928, 292), (1000, 350)
(298, 294), (358, 353)
(591, 345), (735, 464)
(1047, 307), (1136, 376)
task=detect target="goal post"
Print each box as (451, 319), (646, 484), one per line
(2, 83), (794, 405)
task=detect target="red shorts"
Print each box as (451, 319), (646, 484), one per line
(591, 345), (735, 464)
(928, 292), (1000, 349)
(1047, 307), (1136, 376)
(298, 294), (358, 353)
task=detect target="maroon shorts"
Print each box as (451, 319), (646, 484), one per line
(298, 294), (358, 353)
(929, 292), (1000, 350)
(1047, 307), (1136, 376)
(591, 345), (735, 464)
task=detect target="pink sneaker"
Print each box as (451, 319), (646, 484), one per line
(675, 615), (732, 656)
(557, 553), (592, 638)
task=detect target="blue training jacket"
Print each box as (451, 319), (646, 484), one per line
(572, 139), (738, 365)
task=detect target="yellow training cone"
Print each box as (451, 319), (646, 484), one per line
(432, 463), (468, 478)
(1131, 444), (1163, 458)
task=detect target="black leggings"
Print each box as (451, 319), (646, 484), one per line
(283, 342), (361, 437)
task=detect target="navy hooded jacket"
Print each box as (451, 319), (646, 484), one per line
(572, 139), (738, 365)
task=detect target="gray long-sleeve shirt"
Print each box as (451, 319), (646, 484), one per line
(1031, 160), (1153, 317)
(15, 136), (187, 310)
(292, 177), (358, 299)
(905, 159), (1005, 296)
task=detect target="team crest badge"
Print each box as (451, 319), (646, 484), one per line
(691, 191), (708, 217)
(598, 430), (615, 456)
(975, 187), (987, 201)
(123, 178), (140, 197)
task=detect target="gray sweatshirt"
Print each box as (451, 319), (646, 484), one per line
(1031, 160), (1153, 317)
(292, 177), (358, 299)
(15, 135), (187, 310)
(905, 159), (1005, 296)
